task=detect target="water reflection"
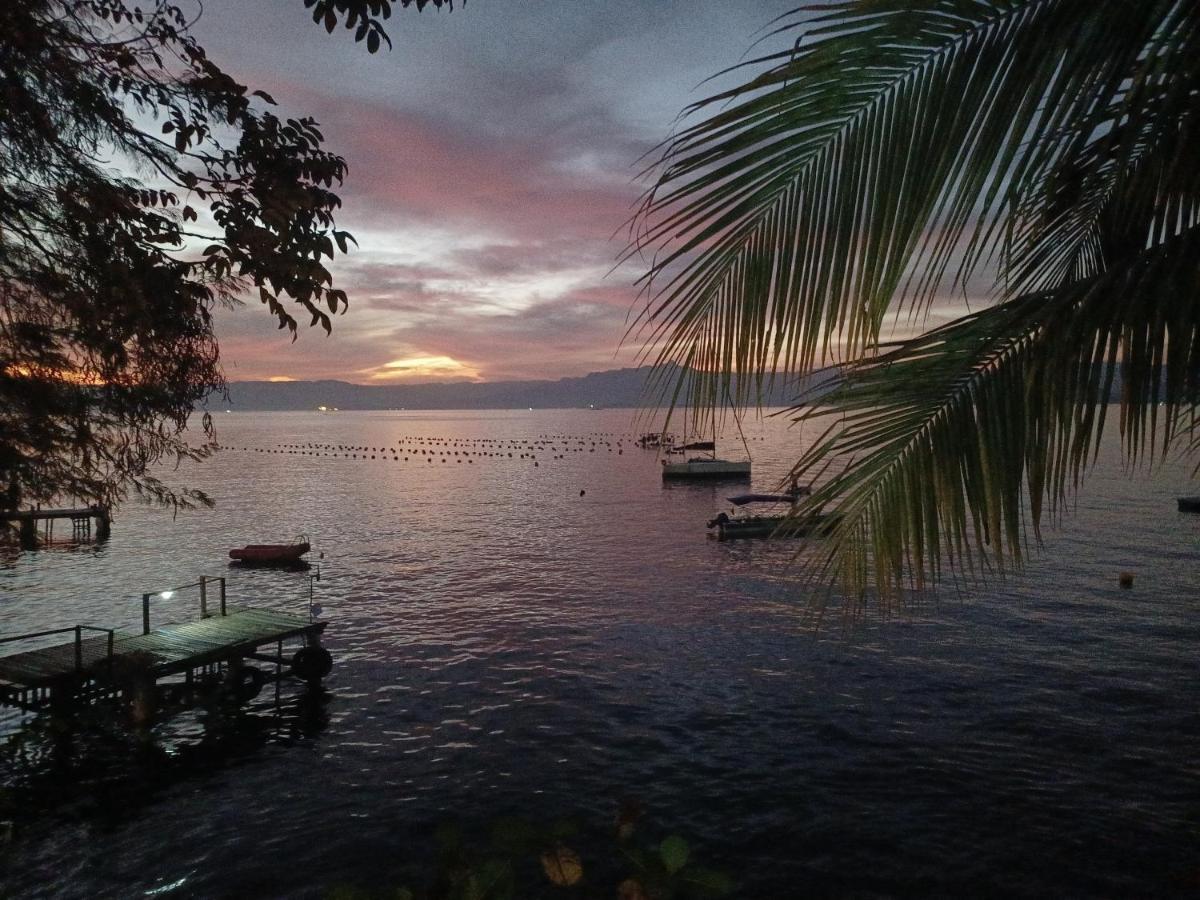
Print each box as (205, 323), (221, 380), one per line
(1, 687), (331, 832)
(0, 411), (1198, 897)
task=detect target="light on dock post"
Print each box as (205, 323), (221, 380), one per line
(199, 575), (208, 619)
(142, 593), (151, 635)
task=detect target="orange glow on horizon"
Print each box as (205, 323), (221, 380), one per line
(4, 363), (105, 386)
(364, 355), (481, 382)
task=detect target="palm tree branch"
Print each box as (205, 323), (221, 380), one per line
(784, 223), (1200, 605)
(632, 0), (1193, 416)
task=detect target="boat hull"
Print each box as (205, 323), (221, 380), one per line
(662, 459), (751, 480)
(710, 514), (839, 541)
(1178, 496), (1200, 513)
(229, 542), (311, 564)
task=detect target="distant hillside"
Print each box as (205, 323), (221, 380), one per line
(212, 366), (815, 411)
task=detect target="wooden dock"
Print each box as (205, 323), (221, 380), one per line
(1, 505), (111, 548)
(0, 578), (330, 720)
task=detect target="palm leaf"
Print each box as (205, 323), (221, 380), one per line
(633, 0), (1200, 602)
(786, 224), (1200, 604)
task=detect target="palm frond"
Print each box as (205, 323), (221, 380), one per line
(633, 0), (1200, 602)
(787, 224), (1200, 605)
(631, 0), (1195, 408)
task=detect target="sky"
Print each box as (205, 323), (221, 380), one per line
(194, 0), (799, 384)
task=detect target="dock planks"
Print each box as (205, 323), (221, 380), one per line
(0, 636), (113, 686)
(1, 506), (106, 522)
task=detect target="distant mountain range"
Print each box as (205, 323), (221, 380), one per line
(212, 361), (1143, 412)
(212, 366), (817, 411)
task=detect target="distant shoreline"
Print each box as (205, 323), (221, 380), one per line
(209, 365), (814, 412)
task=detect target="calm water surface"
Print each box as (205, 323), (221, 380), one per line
(1, 409), (1198, 898)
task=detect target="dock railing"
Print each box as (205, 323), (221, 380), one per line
(136, 568), (324, 635)
(0, 625), (116, 673)
(141, 575), (226, 634)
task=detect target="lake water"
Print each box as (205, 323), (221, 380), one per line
(1, 409), (1198, 898)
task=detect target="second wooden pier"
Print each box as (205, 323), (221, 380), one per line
(1, 504), (111, 548)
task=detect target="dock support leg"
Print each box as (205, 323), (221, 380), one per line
(223, 656), (243, 705)
(127, 676), (158, 727)
(95, 506), (111, 541)
(18, 517), (37, 550)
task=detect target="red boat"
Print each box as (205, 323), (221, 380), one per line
(229, 540), (310, 564)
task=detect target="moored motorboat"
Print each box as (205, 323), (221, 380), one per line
(725, 487), (811, 505)
(705, 489), (833, 540)
(707, 510), (839, 541)
(229, 539), (311, 565)
(662, 457), (751, 480)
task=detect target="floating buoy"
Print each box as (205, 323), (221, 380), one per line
(1119, 572), (1134, 589)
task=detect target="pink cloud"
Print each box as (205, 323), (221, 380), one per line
(244, 74), (643, 241)
(211, 75), (652, 383)
(341, 114), (639, 242)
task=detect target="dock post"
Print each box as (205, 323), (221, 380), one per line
(18, 516), (37, 550)
(199, 575), (208, 619)
(128, 677), (158, 727)
(219, 577), (227, 616)
(94, 506), (111, 541)
(74, 626), (82, 672)
(142, 593), (151, 635)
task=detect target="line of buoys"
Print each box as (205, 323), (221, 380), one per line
(218, 432), (715, 484)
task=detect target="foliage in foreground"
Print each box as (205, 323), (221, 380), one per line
(0, 0), (355, 510)
(326, 807), (732, 900)
(632, 0), (1200, 609)
(0, 0), (457, 513)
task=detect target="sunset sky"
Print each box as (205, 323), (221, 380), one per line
(196, 1), (797, 384)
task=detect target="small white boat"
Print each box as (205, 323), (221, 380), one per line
(661, 457), (751, 480)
